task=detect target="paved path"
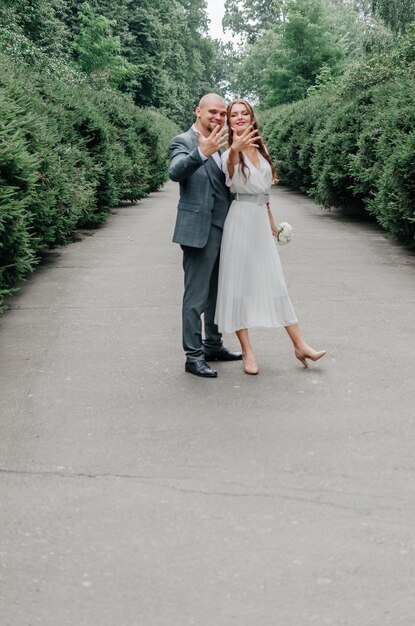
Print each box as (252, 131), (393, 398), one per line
(1, 181), (415, 626)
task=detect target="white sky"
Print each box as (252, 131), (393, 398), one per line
(206, 0), (232, 42)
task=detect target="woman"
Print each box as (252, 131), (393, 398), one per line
(214, 99), (326, 375)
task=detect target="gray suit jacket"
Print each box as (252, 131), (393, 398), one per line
(169, 128), (230, 248)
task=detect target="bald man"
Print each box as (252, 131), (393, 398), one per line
(169, 94), (242, 377)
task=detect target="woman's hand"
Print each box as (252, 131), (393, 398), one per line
(271, 223), (279, 238)
(229, 126), (260, 159)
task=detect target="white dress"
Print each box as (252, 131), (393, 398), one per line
(214, 149), (298, 333)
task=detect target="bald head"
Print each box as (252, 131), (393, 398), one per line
(198, 93), (225, 109)
(195, 93), (227, 137)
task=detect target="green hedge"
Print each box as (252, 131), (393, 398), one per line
(0, 52), (179, 310)
(261, 46), (415, 247)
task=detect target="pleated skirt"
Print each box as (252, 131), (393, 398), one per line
(215, 199), (298, 334)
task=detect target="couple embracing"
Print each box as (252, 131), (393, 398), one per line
(169, 94), (326, 378)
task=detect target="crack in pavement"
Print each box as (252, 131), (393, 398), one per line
(1, 468), (413, 515)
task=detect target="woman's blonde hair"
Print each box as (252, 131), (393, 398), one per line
(227, 99), (279, 184)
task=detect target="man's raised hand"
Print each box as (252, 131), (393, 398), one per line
(198, 125), (228, 158)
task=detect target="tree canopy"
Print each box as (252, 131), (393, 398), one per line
(225, 0), (367, 106)
(0, 0), (223, 126)
(3, 0), (414, 119)
(372, 0), (415, 32)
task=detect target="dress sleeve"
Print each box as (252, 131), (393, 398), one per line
(221, 149), (240, 188)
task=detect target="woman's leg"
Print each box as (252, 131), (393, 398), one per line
(285, 323), (326, 368)
(235, 328), (259, 375)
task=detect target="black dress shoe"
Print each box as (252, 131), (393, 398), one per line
(204, 347), (243, 361)
(185, 360), (218, 378)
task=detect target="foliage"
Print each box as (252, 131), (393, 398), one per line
(119, 0), (218, 126)
(260, 95), (331, 190)
(0, 0), (220, 128)
(207, 40), (238, 100)
(229, 0), (364, 106)
(0, 0), (215, 313)
(309, 95), (368, 209)
(0, 0), (70, 56)
(260, 32), (415, 246)
(372, 0), (415, 33)
(0, 52), (179, 311)
(0, 94), (37, 304)
(0, 25), (86, 86)
(228, 29), (281, 102)
(73, 2), (137, 88)
(351, 78), (415, 240)
(223, 0), (287, 44)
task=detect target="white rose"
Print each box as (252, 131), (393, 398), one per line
(276, 222), (293, 245)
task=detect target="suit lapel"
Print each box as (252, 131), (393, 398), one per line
(188, 128), (222, 187)
(205, 154), (222, 180)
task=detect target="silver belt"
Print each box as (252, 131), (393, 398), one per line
(234, 193), (270, 205)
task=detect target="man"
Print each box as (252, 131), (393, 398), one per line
(169, 93), (242, 378)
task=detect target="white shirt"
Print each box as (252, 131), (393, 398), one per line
(192, 124), (222, 170)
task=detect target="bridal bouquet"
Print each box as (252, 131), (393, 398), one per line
(275, 222), (293, 245)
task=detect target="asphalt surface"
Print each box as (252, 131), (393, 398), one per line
(1, 181), (415, 626)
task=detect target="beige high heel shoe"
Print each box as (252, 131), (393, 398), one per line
(295, 347), (326, 368)
(243, 353), (259, 375)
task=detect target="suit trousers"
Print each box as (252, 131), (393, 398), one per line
(181, 224), (223, 362)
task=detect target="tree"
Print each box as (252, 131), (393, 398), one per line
(0, 0), (227, 127)
(372, 0), (415, 32)
(73, 2), (136, 87)
(208, 40), (240, 99)
(232, 0), (356, 107)
(0, 0), (70, 55)
(329, 0), (372, 18)
(223, 0), (287, 43)
(122, 0), (218, 125)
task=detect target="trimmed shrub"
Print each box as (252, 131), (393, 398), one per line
(0, 50), (179, 311)
(261, 44), (415, 246)
(351, 79), (415, 241)
(0, 96), (37, 302)
(261, 95), (331, 191)
(309, 93), (372, 210)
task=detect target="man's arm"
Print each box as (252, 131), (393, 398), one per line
(169, 126), (228, 182)
(169, 138), (205, 183)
